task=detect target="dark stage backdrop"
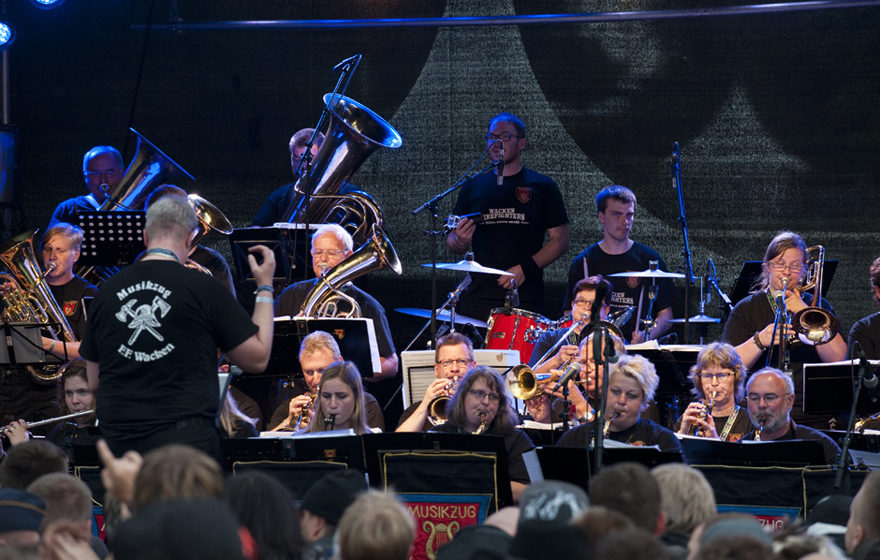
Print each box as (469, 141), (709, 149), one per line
(4, 0), (879, 352)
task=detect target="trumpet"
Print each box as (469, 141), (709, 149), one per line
(427, 377), (459, 426)
(604, 410), (621, 437)
(506, 365), (565, 401)
(693, 391), (717, 436)
(292, 392), (317, 431)
(1, 410), (94, 433)
(473, 411), (488, 434)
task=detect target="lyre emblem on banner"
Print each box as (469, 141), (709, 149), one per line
(422, 520), (460, 560)
(334, 328), (345, 340)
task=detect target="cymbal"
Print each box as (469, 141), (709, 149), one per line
(609, 269), (685, 279)
(395, 307), (488, 328)
(669, 314), (721, 324)
(422, 260), (515, 277)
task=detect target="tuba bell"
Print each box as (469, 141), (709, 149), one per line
(281, 94), (403, 247)
(0, 230), (77, 383)
(299, 224), (402, 318)
(187, 193), (233, 250)
(98, 128), (195, 212)
(791, 245), (839, 345)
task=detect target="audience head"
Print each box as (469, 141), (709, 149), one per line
(336, 491), (415, 560)
(111, 498), (246, 560)
(594, 527), (671, 560)
(570, 505), (635, 554)
(0, 440), (68, 489)
(300, 469), (367, 544)
(509, 481), (591, 560)
(131, 444), (224, 513)
(650, 464), (716, 537)
(26, 473), (91, 532)
(225, 471), (303, 560)
(307, 361), (369, 434)
(0, 488), (44, 549)
(846, 471), (880, 554)
(589, 462), (665, 536)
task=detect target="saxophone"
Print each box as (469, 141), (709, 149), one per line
(473, 411), (488, 434)
(603, 410), (621, 437)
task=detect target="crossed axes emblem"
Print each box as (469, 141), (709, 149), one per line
(116, 296), (172, 345)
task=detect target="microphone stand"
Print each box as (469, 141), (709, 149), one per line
(411, 146), (497, 345)
(287, 54), (362, 282)
(834, 344), (865, 491)
(672, 142), (695, 343)
(590, 310), (612, 473)
(402, 274), (471, 352)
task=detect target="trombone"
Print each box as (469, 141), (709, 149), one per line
(790, 245), (839, 345)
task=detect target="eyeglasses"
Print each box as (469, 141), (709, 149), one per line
(699, 372), (731, 382)
(573, 298), (594, 307)
(469, 389), (500, 402)
(311, 249), (347, 258)
(84, 169), (120, 180)
(485, 132), (521, 143)
(747, 393), (781, 403)
(437, 359), (471, 368)
(768, 261), (803, 273)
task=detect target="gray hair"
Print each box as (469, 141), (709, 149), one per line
(145, 194), (199, 242)
(312, 223), (353, 252)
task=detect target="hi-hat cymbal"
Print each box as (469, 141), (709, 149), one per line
(422, 260), (515, 277)
(609, 269), (686, 279)
(395, 307), (488, 328)
(669, 314), (721, 324)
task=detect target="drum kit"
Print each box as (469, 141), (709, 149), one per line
(397, 256), (723, 361)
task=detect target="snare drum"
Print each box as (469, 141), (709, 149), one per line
(485, 308), (552, 363)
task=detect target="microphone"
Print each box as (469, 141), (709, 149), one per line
(772, 290), (786, 309)
(656, 332), (678, 345)
(509, 278), (519, 308)
(332, 54), (361, 73)
(552, 362), (581, 393)
(496, 141), (505, 186)
(857, 345), (879, 390)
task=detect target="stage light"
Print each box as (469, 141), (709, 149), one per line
(30, 0), (66, 9)
(0, 22), (14, 50)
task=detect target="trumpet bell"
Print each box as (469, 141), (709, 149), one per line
(506, 364), (549, 401)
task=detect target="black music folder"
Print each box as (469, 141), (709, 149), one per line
(532, 445), (683, 492)
(264, 317), (380, 378)
(680, 436), (827, 467)
(803, 359), (880, 416)
(229, 225), (317, 284)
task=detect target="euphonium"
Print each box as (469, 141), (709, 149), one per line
(187, 194), (233, 249)
(299, 224), (402, 318)
(0, 230), (77, 384)
(790, 245), (839, 345)
(281, 94), (403, 247)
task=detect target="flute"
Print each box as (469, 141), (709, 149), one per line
(1, 409), (94, 432)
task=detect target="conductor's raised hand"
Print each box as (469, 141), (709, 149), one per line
(247, 244), (276, 287)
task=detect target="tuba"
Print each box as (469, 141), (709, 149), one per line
(791, 245), (839, 345)
(299, 224), (402, 318)
(98, 128), (195, 212)
(0, 231), (77, 383)
(281, 94), (403, 247)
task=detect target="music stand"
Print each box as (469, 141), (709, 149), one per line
(229, 225), (317, 285)
(803, 360), (878, 416)
(361, 432), (514, 509)
(533, 445), (683, 492)
(681, 437), (827, 467)
(0, 322), (63, 366)
(265, 318), (381, 379)
(730, 260), (838, 305)
(76, 211), (145, 268)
